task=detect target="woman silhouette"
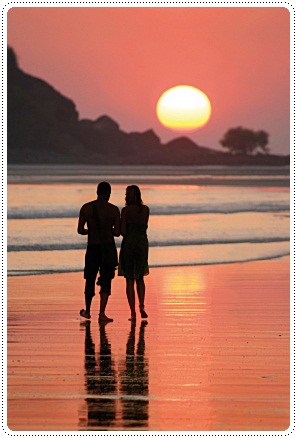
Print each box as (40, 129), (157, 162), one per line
(118, 185), (149, 321)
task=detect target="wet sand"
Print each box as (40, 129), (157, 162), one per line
(7, 257), (290, 432)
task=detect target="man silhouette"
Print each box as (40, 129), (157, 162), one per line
(78, 182), (120, 322)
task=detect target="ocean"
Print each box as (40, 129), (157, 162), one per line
(7, 165), (290, 276)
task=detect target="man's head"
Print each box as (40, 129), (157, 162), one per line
(97, 182), (111, 201)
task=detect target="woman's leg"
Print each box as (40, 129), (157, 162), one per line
(136, 277), (148, 318)
(136, 277), (145, 307)
(126, 278), (136, 319)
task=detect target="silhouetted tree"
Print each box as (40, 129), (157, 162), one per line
(220, 127), (269, 155)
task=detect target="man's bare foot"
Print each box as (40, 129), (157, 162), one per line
(80, 309), (91, 319)
(98, 314), (113, 323)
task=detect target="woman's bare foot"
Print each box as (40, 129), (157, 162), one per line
(128, 312), (136, 321)
(139, 305), (148, 318)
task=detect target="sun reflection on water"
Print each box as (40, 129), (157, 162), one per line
(159, 266), (209, 319)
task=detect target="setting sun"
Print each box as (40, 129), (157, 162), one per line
(156, 85), (211, 132)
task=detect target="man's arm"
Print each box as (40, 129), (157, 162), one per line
(120, 207), (126, 237)
(145, 205), (150, 223)
(113, 207), (121, 237)
(77, 210), (88, 235)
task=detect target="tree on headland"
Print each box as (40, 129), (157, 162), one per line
(220, 127), (269, 155)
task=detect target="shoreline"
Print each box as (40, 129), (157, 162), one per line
(7, 176), (290, 187)
(7, 257), (290, 431)
(7, 163), (290, 172)
(7, 164), (290, 187)
(7, 253), (290, 278)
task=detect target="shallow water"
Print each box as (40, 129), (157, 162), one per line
(7, 165), (290, 275)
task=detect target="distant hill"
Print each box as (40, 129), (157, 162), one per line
(7, 47), (289, 166)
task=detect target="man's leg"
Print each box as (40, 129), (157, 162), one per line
(85, 294), (92, 314)
(99, 293), (109, 316)
(85, 277), (96, 313)
(98, 264), (114, 322)
(80, 245), (100, 319)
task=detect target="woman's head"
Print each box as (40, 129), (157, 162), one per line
(125, 185), (143, 206)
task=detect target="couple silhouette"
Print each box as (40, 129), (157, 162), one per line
(78, 182), (149, 322)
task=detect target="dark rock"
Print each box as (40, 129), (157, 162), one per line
(7, 47), (290, 166)
(93, 115), (120, 131)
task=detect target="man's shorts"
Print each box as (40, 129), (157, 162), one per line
(84, 244), (115, 296)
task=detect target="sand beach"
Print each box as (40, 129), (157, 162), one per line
(7, 256), (290, 432)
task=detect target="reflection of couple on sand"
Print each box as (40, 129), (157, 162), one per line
(78, 182), (149, 322)
(81, 320), (148, 429)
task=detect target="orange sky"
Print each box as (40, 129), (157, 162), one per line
(7, 6), (290, 154)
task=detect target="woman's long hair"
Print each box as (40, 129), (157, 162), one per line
(125, 185), (143, 206)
